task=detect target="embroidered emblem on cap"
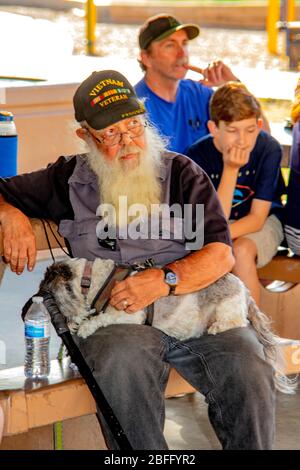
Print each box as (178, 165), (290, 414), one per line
(90, 88), (131, 107)
(73, 70), (146, 130)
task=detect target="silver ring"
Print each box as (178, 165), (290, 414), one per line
(123, 300), (129, 309)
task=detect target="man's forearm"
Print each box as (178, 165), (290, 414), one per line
(0, 194), (22, 223)
(0, 193), (12, 218)
(166, 242), (234, 295)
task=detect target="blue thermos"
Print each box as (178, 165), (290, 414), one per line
(0, 111), (18, 177)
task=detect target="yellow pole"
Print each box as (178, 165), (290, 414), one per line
(86, 0), (97, 56)
(267, 0), (280, 54)
(287, 0), (296, 21)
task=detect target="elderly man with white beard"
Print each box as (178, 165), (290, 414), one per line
(0, 70), (276, 450)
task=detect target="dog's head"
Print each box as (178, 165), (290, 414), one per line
(39, 260), (89, 320)
(40, 262), (74, 293)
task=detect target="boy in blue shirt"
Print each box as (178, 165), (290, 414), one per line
(187, 82), (284, 304)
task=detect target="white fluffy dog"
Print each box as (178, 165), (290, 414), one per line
(38, 257), (296, 393)
(40, 258), (249, 340)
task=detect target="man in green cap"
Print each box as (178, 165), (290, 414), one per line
(135, 14), (239, 154)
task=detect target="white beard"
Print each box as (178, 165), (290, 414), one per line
(86, 126), (164, 225)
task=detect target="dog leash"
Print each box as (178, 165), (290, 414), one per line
(40, 290), (133, 450)
(145, 303), (154, 326)
(80, 259), (155, 325)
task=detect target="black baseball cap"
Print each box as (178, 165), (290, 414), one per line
(73, 70), (145, 130)
(139, 14), (200, 50)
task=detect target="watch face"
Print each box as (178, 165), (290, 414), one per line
(165, 271), (177, 286)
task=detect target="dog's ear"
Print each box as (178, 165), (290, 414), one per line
(39, 262), (74, 291)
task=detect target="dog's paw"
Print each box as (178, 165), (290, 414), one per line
(207, 321), (231, 335)
(68, 320), (79, 334)
(208, 320), (248, 335)
(77, 318), (100, 339)
(207, 323), (220, 335)
(77, 323), (90, 339)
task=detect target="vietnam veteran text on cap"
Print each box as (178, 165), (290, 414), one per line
(74, 70), (145, 130)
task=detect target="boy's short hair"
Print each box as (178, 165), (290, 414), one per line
(210, 81), (262, 126)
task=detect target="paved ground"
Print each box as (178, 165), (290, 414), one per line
(165, 388), (300, 450)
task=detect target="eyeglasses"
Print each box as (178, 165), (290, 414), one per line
(87, 119), (147, 147)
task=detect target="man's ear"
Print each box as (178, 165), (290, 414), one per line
(257, 118), (263, 129)
(207, 120), (218, 136)
(76, 127), (88, 141)
(140, 49), (151, 70)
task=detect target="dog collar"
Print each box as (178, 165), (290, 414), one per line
(81, 260), (93, 295)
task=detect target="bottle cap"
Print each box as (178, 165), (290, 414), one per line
(32, 296), (43, 303)
(0, 111), (14, 122)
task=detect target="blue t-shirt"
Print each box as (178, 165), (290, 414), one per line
(135, 78), (213, 154)
(187, 131), (285, 221)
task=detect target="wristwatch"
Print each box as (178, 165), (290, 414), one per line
(162, 267), (178, 295)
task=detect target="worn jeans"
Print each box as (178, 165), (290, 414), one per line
(76, 324), (275, 450)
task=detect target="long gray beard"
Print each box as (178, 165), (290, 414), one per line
(86, 126), (165, 225)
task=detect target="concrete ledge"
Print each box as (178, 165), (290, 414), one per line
(1, 1), (300, 30)
(108, 3), (271, 29)
(93, 2), (300, 29)
(0, 0), (79, 10)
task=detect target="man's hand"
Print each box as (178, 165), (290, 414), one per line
(109, 268), (169, 313)
(1, 208), (36, 274)
(199, 60), (238, 88)
(222, 144), (251, 170)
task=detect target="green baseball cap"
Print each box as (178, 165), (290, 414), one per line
(139, 14), (200, 50)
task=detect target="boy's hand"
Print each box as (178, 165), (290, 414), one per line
(222, 144), (250, 170)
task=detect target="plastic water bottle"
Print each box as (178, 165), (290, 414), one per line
(24, 296), (51, 379)
(0, 110), (18, 177)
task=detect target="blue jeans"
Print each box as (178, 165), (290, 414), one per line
(76, 325), (275, 450)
